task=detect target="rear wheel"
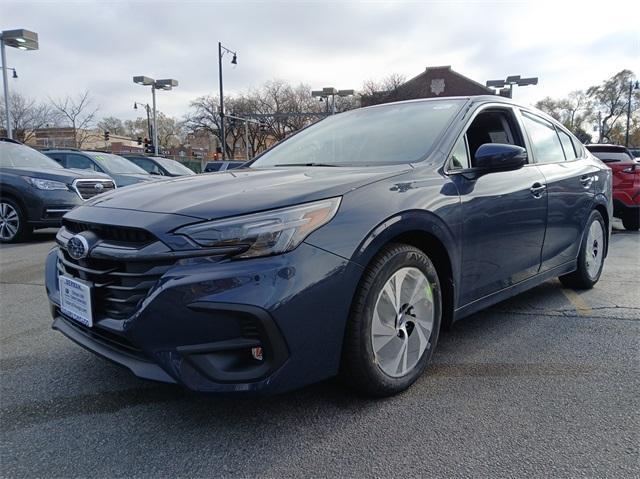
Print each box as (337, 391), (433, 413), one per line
(622, 210), (639, 231)
(340, 244), (442, 397)
(559, 210), (606, 289)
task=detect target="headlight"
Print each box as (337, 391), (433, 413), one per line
(176, 197), (342, 258)
(23, 177), (69, 191)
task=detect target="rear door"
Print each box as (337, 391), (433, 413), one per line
(519, 111), (597, 271)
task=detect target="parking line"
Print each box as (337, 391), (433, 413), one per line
(561, 288), (592, 316)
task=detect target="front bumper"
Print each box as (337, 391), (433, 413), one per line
(46, 241), (363, 395)
(24, 189), (83, 228)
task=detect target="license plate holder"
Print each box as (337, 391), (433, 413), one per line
(59, 276), (93, 327)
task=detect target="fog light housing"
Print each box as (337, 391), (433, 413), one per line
(251, 346), (264, 361)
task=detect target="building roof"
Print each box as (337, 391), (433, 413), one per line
(361, 65), (495, 107)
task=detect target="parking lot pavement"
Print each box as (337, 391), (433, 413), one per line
(1, 224), (638, 478)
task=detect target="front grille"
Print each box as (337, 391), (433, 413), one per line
(57, 249), (174, 319)
(73, 179), (116, 200)
(63, 219), (154, 244)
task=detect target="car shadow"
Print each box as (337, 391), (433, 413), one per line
(3, 279), (570, 434)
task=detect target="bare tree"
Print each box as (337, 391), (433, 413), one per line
(97, 116), (126, 136)
(0, 92), (58, 142)
(587, 69), (638, 143)
(49, 91), (99, 148)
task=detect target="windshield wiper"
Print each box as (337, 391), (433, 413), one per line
(272, 162), (340, 167)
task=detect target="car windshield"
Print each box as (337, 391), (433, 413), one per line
(0, 142), (64, 169)
(153, 157), (195, 175)
(250, 99), (465, 167)
(87, 152), (148, 174)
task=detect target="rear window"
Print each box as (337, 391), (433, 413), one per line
(589, 151), (633, 162)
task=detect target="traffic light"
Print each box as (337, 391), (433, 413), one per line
(259, 122), (268, 132)
(104, 131), (110, 141)
(137, 136), (143, 146)
(143, 138), (154, 154)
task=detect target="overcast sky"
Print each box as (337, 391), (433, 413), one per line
(3, 0), (638, 123)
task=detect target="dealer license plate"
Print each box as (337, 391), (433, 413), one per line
(59, 276), (93, 327)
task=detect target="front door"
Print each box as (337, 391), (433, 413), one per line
(448, 106), (548, 306)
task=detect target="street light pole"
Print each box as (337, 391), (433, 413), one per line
(0, 38), (10, 138)
(217, 42), (237, 160)
(218, 42), (225, 160)
(133, 76), (177, 156)
(0, 29), (39, 139)
(151, 85), (158, 155)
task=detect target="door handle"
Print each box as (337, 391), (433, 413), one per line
(580, 175), (595, 188)
(530, 182), (546, 198)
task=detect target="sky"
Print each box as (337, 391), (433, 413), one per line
(3, 0), (639, 124)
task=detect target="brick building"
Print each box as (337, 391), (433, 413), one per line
(361, 65), (495, 107)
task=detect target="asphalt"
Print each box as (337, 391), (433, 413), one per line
(1, 222), (638, 478)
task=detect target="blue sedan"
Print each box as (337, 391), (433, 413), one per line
(45, 96), (612, 396)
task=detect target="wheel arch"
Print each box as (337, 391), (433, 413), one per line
(0, 187), (28, 218)
(350, 210), (459, 330)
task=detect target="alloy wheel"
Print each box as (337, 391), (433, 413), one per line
(371, 267), (434, 377)
(585, 219), (604, 279)
(0, 202), (20, 241)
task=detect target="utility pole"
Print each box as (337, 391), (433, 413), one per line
(625, 80), (639, 147)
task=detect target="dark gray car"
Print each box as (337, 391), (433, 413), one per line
(43, 149), (157, 187)
(0, 139), (115, 242)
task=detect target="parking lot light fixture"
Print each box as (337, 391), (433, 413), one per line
(312, 87), (354, 115)
(1, 29), (39, 139)
(133, 75), (179, 155)
(486, 75), (538, 98)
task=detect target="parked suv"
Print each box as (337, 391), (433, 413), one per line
(122, 154), (195, 177)
(43, 149), (157, 187)
(203, 160), (245, 172)
(586, 144), (639, 230)
(46, 97), (612, 397)
(0, 138), (115, 242)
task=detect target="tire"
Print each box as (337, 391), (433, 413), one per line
(559, 210), (606, 289)
(340, 243), (442, 397)
(622, 210), (639, 231)
(0, 198), (31, 243)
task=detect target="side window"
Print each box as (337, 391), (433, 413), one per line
(205, 162), (222, 172)
(133, 158), (154, 173)
(66, 154), (96, 170)
(521, 112), (566, 164)
(557, 129), (578, 160)
(449, 136), (470, 170)
(46, 153), (66, 166)
(465, 109), (524, 167)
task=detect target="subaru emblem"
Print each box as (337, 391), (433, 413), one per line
(67, 234), (90, 260)
(94, 183), (104, 191)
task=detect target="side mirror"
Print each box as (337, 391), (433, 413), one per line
(474, 143), (527, 171)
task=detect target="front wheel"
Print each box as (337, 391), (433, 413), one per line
(340, 244), (442, 397)
(0, 199), (31, 243)
(559, 210), (606, 289)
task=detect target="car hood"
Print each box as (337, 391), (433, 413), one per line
(1, 166), (111, 183)
(87, 165), (410, 220)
